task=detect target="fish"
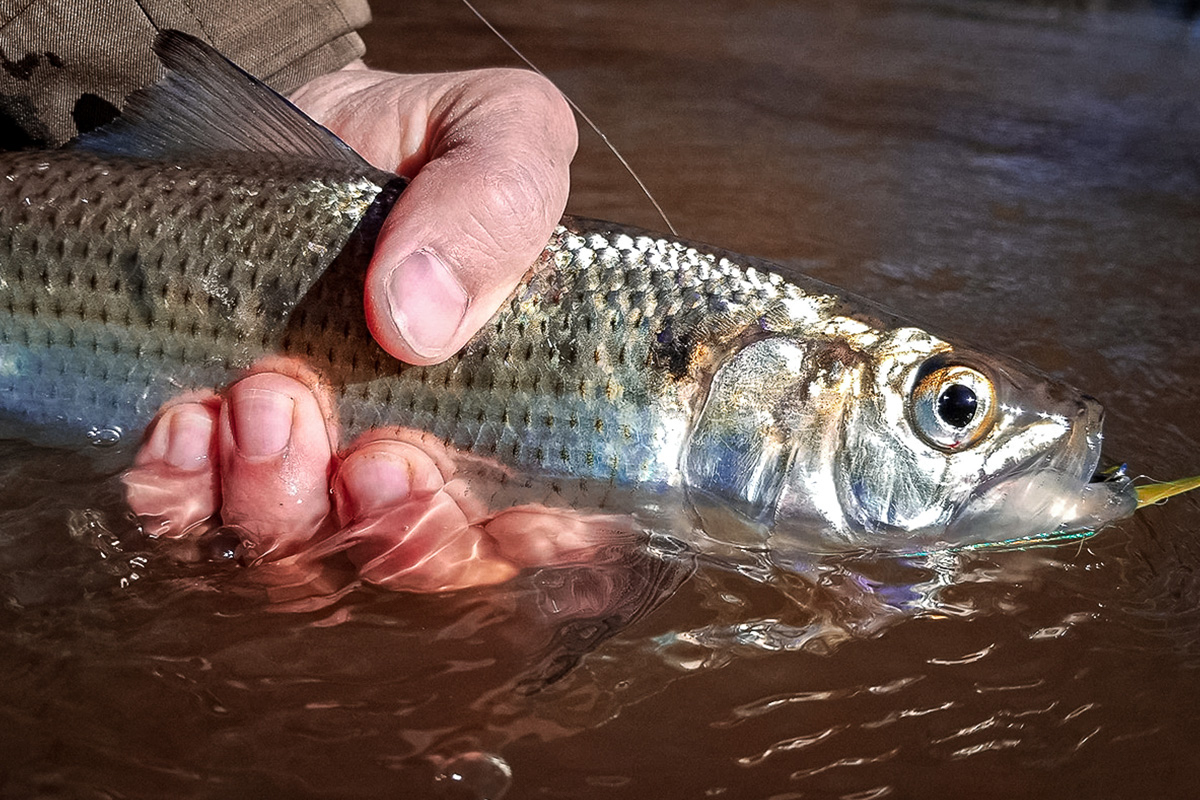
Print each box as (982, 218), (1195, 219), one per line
(0, 30), (1140, 569)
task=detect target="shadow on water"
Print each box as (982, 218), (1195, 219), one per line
(3, 0), (1200, 797)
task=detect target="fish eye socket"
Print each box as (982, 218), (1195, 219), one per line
(910, 364), (997, 451)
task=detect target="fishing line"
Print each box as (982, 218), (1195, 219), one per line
(457, 0), (678, 236)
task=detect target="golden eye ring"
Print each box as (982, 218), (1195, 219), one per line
(910, 364), (997, 451)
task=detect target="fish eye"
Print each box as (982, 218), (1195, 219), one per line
(910, 364), (997, 450)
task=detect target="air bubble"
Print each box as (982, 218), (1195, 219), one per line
(86, 425), (123, 447)
(432, 751), (512, 800)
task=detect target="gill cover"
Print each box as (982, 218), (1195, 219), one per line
(683, 335), (866, 547)
(684, 338), (802, 529)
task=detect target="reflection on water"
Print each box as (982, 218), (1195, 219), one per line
(3, 0), (1200, 797)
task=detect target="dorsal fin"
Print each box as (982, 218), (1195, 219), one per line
(74, 30), (368, 168)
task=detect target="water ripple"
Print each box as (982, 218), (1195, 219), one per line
(713, 675), (924, 727)
(841, 786), (894, 800)
(737, 724), (848, 767)
(927, 643), (995, 665)
(860, 700), (955, 730)
(949, 738), (1021, 759)
(789, 747), (901, 780)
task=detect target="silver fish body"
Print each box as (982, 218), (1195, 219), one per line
(0, 144), (1136, 559)
(0, 31), (1138, 562)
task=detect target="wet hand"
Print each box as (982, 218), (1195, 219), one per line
(124, 363), (622, 593)
(289, 63), (577, 364)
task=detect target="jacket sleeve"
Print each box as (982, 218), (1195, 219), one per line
(0, 0), (371, 147)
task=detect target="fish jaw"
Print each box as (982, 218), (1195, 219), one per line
(942, 397), (1139, 546)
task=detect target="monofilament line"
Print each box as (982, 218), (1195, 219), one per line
(458, 0), (678, 236)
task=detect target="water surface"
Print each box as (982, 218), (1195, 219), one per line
(3, 0), (1200, 797)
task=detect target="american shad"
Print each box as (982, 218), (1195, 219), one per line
(0, 32), (1139, 576)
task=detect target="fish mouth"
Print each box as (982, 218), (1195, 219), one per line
(946, 396), (1138, 547)
(1039, 397), (1138, 533)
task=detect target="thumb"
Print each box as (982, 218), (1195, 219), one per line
(363, 69), (576, 365)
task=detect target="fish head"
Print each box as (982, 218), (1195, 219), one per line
(684, 325), (1138, 556)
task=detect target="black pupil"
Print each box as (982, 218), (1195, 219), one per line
(937, 383), (977, 429)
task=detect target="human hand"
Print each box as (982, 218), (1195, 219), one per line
(128, 64), (581, 589)
(124, 363), (621, 594)
(289, 62), (577, 364)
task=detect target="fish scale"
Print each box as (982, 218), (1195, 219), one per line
(0, 149), (387, 432)
(290, 222), (797, 490)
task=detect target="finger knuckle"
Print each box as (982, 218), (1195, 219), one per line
(477, 69), (578, 157)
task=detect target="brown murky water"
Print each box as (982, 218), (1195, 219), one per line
(3, 0), (1200, 797)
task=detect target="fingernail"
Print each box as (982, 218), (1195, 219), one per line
(386, 250), (468, 359)
(164, 407), (213, 471)
(230, 388), (294, 458)
(338, 451), (413, 520)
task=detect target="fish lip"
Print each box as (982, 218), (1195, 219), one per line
(970, 397), (1104, 502)
(1055, 400), (1140, 526)
(1067, 395), (1106, 484)
(945, 395), (1135, 541)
